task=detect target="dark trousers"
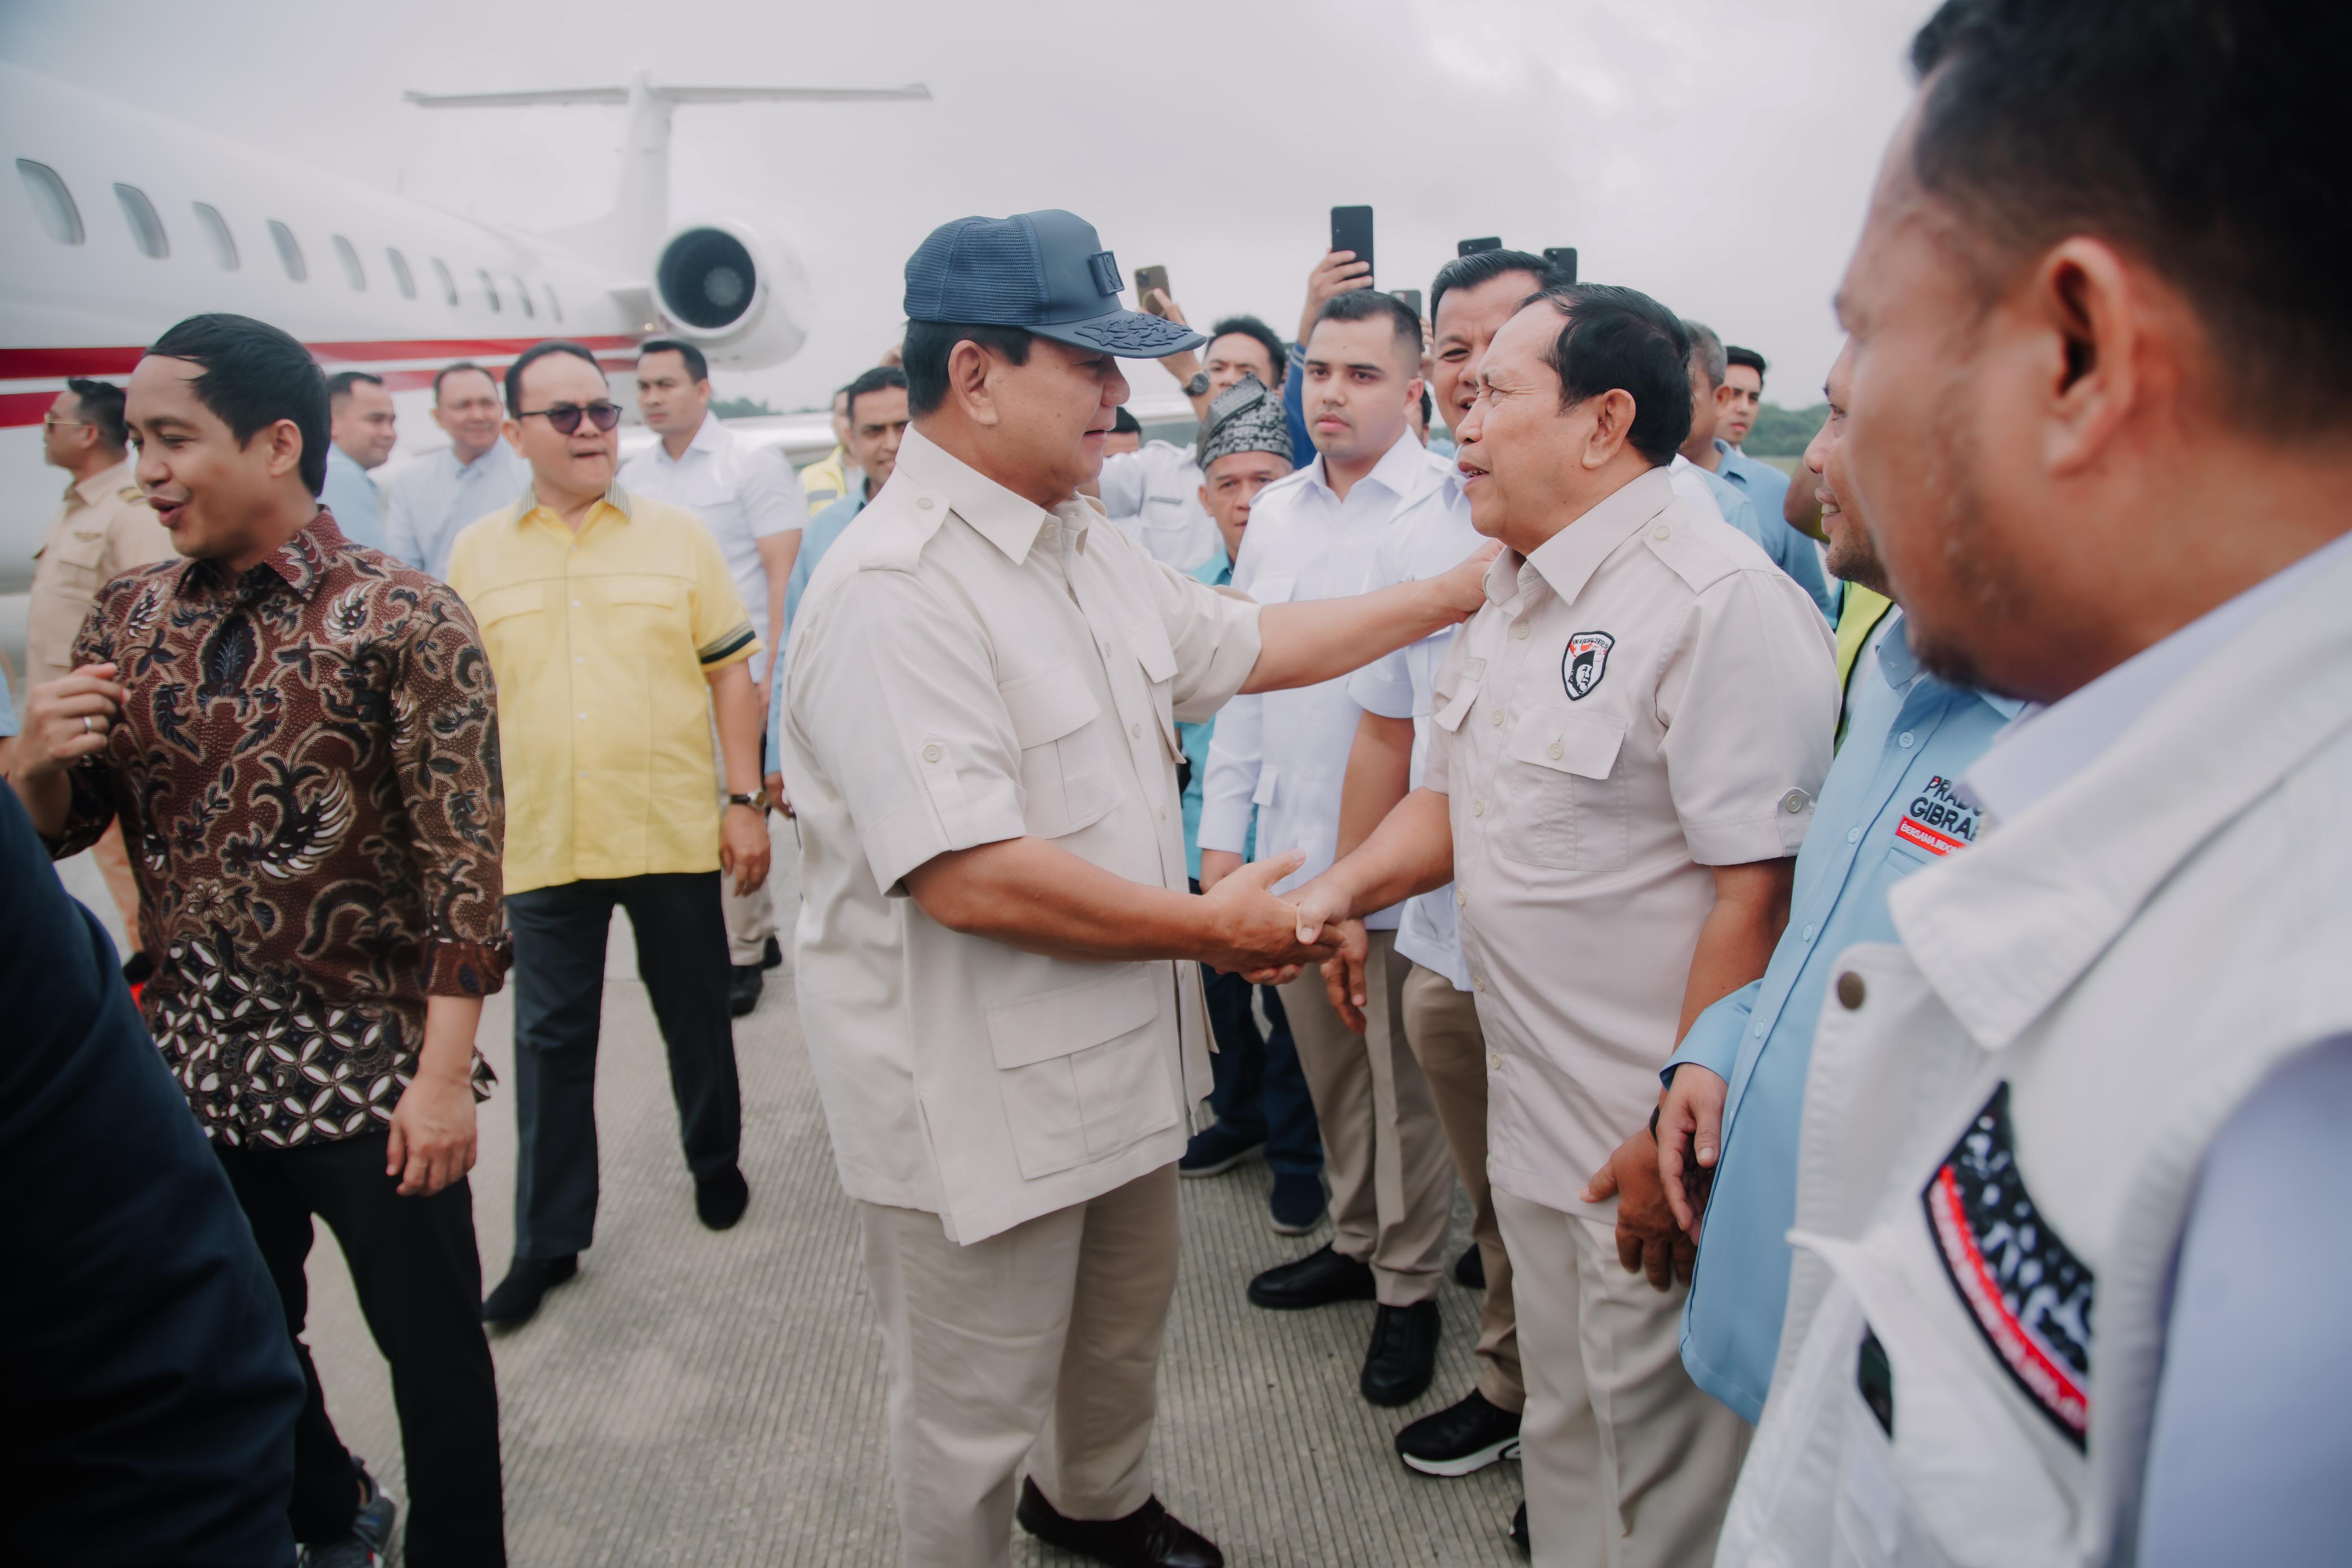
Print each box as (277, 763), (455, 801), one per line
(215, 1133), (505, 1566)
(506, 872), (742, 1260)
(1201, 963), (1323, 1177)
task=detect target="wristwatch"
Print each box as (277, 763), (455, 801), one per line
(1182, 371), (1210, 397)
(727, 790), (769, 813)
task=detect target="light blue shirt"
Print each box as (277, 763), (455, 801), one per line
(1690, 457), (1832, 622)
(1715, 439), (1792, 528)
(1668, 610), (2022, 1422)
(767, 478), (870, 777)
(384, 440), (528, 581)
(318, 445), (386, 552)
(1175, 547), (1245, 881)
(0, 661), (18, 739)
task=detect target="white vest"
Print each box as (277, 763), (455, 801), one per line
(1718, 545), (2352, 1568)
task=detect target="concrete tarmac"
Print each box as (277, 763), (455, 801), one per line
(56, 831), (1523, 1565)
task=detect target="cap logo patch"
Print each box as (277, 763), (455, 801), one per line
(1088, 250), (1122, 298)
(1562, 631), (1614, 700)
(1921, 1081), (2094, 1449)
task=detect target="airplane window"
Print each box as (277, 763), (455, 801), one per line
(114, 184), (170, 259)
(269, 220), (306, 281)
(386, 248), (416, 300)
(478, 268), (500, 313)
(192, 203), (239, 270)
(545, 283), (563, 322)
(431, 258), (459, 306)
(17, 159), (84, 244)
(514, 275), (534, 318)
(332, 235), (366, 291)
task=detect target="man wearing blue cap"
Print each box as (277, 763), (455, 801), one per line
(778, 209), (1497, 1568)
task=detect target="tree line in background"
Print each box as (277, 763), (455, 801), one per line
(1743, 402), (1829, 457)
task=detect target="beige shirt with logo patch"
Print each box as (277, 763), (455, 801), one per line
(27, 457), (174, 687)
(779, 427), (1264, 1244)
(1425, 465), (1836, 1214)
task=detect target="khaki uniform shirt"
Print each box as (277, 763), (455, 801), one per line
(27, 458), (172, 686)
(1426, 466), (1836, 1214)
(780, 427), (1263, 1244)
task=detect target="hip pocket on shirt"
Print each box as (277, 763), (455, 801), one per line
(1000, 661), (1113, 838)
(1494, 704), (1627, 871)
(984, 966), (1180, 1179)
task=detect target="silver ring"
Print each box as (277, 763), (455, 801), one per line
(83, 715), (95, 735)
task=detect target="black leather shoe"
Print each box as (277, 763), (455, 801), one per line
(1396, 1388), (1521, 1475)
(761, 934), (784, 970)
(482, 1253), (577, 1327)
(1454, 1243), (1486, 1290)
(1247, 1243), (1376, 1310)
(1360, 1299), (1440, 1406)
(729, 963), (763, 1017)
(1508, 1499), (1530, 1554)
(696, 1166), (750, 1229)
(1015, 1477), (1222, 1568)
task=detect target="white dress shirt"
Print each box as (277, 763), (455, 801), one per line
(1098, 439), (1221, 573)
(383, 440), (528, 581)
(1200, 428), (1456, 927)
(1344, 471), (1482, 987)
(620, 413), (810, 682)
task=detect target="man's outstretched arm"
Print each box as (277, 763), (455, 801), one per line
(1240, 544), (1496, 692)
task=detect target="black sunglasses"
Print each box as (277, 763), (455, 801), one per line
(517, 400), (621, 435)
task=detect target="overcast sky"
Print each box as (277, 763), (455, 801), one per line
(3, 0), (1933, 414)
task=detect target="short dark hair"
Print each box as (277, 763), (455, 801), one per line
(1206, 315), (1287, 383)
(1429, 248), (1555, 326)
(432, 361), (498, 402)
(902, 321), (1032, 418)
(1110, 406), (1142, 436)
(1310, 289), (1422, 372)
(1419, 386), (1433, 427)
(325, 370), (383, 405)
(1908, 0), (2348, 436)
(637, 336), (710, 384)
(1681, 321), (1727, 388)
(1523, 284), (1693, 467)
(503, 341), (606, 417)
(64, 376), (127, 451)
(844, 365), (909, 425)
(146, 313), (331, 496)
(1724, 345), (1767, 384)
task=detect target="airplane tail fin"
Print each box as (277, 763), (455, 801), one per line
(405, 71), (930, 272)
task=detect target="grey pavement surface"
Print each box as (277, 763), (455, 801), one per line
(56, 831), (1523, 1566)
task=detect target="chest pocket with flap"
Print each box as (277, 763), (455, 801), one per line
(1495, 701), (1628, 872)
(984, 965), (1181, 1179)
(1000, 660), (1112, 838)
(1130, 616), (1181, 761)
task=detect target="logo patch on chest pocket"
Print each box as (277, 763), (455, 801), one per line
(1562, 631), (1614, 700)
(1921, 1081), (2095, 1448)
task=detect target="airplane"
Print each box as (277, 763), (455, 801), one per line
(0, 62), (933, 595)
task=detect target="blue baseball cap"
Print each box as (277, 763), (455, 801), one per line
(903, 209), (1205, 358)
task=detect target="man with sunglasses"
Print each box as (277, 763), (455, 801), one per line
(447, 341), (767, 1329)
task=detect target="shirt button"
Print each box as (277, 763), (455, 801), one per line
(1899, 731), (1916, 749)
(1473, 974), (1488, 994)
(1802, 923), (1816, 941)
(1753, 1020), (1767, 1037)
(1490, 709), (1505, 727)
(572, 598), (583, 607)
(1512, 621), (1529, 640)
(577, 711), (588, 720)
(1454, 887), (1467, 907)
(922, 743), (942, 763)
(1653, 524), (1671, 540)
(1472, 800), (1486, 817)
(1488, 1050), (1501, 1070)
(916, 496), (933, 509)
(1547, 740), (1563, 760)
(576, 656), (585, 665)
(1782, 789), (1811, 815)
(1836, 971), (1867, 1010)
(1847, 826), (1861, 844)
(1130, 722), (1142, 739)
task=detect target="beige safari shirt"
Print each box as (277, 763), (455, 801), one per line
(1426, 466), (1836, 1215)
(27, 458), (174, 686)
(780, 427), (1264, 1244)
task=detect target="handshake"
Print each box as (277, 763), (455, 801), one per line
(1196, 848), (1359, 996)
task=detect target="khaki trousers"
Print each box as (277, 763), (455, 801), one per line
(1495, 1190), (1748, 1568)
(1400, 962), (1522, 1411)
(861, 1164), (1181, 1568)
(1276, 929), (1452, 1306)
(719, 856), (773, 966)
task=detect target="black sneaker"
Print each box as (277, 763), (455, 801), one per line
(1268, 1171), (1326, 1235)
(1014, 1476), (1223, 1567)
(1508, 1500), (1529, 1554)
(696, 1164), (750, 1229)
(761, 934), (784, 970)
(1247, 1243), (1376, 1310)
(729, 963), (763, 1017)
(301, 1462), (398, 1566)
(1178, 1121), (1265, 1178)
(1396, 1389), (1521, 1476)
(1360, 1300), (1440, 1406)
(481, 1253), (577, 1327)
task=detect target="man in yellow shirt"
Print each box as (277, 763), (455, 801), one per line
(447, 341), (771, 1328)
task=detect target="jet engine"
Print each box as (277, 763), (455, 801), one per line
(649, 218), (811, 370)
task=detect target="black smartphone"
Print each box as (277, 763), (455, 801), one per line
(1393, 288), (1423, 320)
(1457, 236), (1502, 256)
(1544, 246), (1579, 284)
(1330, 205), (1374, 281)
(1133, 265), (1171, 317)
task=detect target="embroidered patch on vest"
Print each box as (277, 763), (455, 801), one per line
(1562, 631), (1614, 700)
(1921, 1081), (2094, 1448)
(1895, 773), (1983, 857)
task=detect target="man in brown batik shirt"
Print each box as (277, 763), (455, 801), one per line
(11, 314), (510, 1568)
